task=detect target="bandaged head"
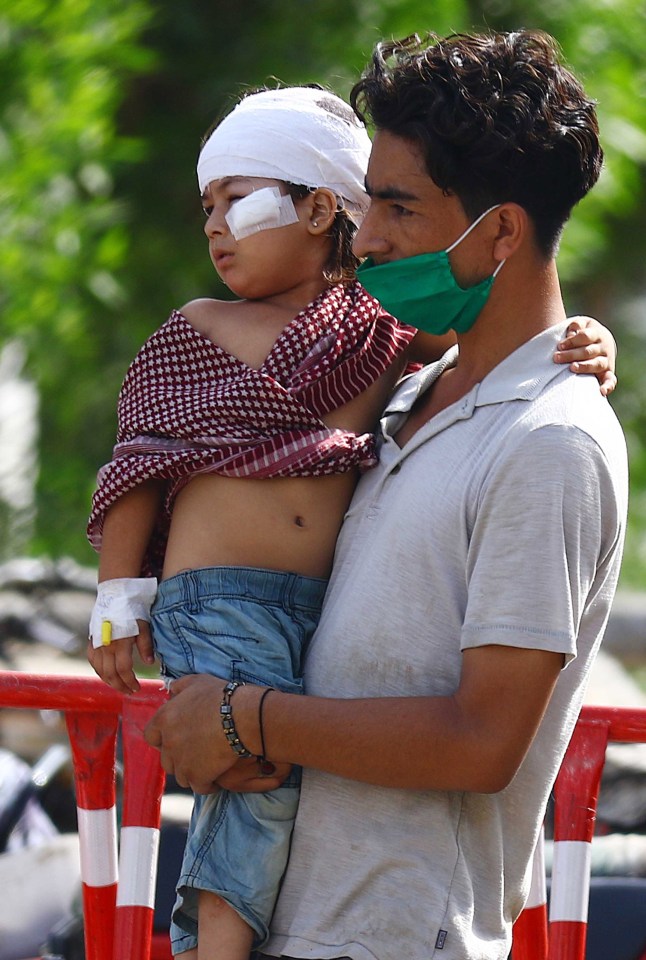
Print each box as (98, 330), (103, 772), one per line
(197, 87), (372, 223)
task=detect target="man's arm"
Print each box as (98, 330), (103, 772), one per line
(146, 421), (617, 795)
(144, 643), (562, 795)
(88, 479), (164, 693)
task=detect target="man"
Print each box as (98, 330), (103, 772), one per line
(146, 30), (628, 960)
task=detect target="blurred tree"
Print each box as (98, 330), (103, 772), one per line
(1, 0), (645, 584)
(0, 0), (154, 560)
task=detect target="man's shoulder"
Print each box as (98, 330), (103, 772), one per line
(507, 376), (628, 502)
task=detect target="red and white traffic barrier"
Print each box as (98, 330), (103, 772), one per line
(511, 827), (548, 960)
(114, 695), (167, 959)
(0, 672), (167, 960)
(66, 710), (120, 960)
(548, 718), (609, 960)
(512, 705), (646, 960)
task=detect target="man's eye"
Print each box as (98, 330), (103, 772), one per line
(393, 204), (413, 217)
(202, 205), (213, 218)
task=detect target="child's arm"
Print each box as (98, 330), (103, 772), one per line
(88, 480), (164, 694)
(553, 317), (617, 396)
(407, 319), (617, 397)
(407, 329), (457, 364)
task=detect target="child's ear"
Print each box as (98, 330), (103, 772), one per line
(308, 188), (338, 234)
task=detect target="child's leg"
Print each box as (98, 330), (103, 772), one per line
(197, 890), (254, 960)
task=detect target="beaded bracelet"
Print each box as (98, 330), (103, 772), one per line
(220, 680), (253, 758)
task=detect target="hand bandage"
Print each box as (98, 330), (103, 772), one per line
(225, 187), (299, 240)
(89, 577), (158, 649)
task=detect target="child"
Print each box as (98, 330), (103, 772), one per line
(86, 86), (616, 959)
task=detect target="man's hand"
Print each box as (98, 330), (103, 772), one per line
(216, 756), (292, 793)
(87, 620), (154, 694)
(144, 674), (256, 793)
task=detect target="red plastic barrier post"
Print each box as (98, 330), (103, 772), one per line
(66, 710), (120, 960)
(511, 826), (548, 960)
(113, 695), (167, 960)
(0, 672), (167, 960)
(548, 718), (609, 960)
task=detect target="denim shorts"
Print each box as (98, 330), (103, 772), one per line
(150, 566), (327, 955)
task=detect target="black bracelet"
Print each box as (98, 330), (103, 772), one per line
(220, 680), (253, 758)
(258, 687), (275, 760)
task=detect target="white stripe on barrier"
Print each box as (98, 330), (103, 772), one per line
(549, 840), (592, 922)
(116, 825), (160, 908)
(525, 828), (547, 909)
(77, 805), (119, 887)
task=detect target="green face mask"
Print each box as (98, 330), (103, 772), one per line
(356, 205), (504, 335)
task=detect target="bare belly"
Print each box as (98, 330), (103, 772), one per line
(162, 472), (358, 581)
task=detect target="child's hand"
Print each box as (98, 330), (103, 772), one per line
(553, 317), (617, 397)
(87, 621), (154, 694)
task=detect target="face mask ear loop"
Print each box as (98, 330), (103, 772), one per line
(445, 203), (501, 254)
(492, 258), (506, 278)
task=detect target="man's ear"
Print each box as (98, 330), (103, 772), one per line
(493, 203), (527, 262)
(307, 187), (338, 234)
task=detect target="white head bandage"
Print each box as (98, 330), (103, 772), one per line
(197, 87), (372, 220)
(225, 186), (299, 240)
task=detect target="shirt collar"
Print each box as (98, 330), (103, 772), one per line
(384, 320), (571, 420)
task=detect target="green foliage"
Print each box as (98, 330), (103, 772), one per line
(0, 0), (154, 561)
(2, 0), (646, 587)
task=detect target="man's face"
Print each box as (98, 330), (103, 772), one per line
(353, 130), (488, 288)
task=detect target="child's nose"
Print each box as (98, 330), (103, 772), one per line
(204, 208), (227, 238)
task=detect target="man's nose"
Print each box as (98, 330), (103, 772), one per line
(352, 209), (388, 260)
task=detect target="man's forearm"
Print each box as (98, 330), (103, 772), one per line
(148, 644), (562, 795)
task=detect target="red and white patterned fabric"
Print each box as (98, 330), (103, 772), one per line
(88, 282), (415, 576)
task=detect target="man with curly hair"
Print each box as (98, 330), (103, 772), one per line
(147, 30), (627, 960)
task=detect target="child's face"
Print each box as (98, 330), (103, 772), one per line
(201, 176), (315, 300)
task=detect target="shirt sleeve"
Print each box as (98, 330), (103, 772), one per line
(461, 422), (623, 665)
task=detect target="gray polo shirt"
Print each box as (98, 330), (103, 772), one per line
(265, 320), (628, 960)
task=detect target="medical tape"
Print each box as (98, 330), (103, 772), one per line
(225, 186), (299, 240)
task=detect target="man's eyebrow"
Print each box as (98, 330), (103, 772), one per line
(364, 179), (420, 202)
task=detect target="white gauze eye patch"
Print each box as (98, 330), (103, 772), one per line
(225, 187), (299, 240)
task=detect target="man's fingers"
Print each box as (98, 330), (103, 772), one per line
(167, 673), (203, 697)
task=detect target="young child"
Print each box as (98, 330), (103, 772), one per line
(86, 86), (616, 960)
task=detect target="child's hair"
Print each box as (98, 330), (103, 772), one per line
(198, 84), (371, 284)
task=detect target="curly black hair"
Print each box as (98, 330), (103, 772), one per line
(350, 30), (603, 257)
